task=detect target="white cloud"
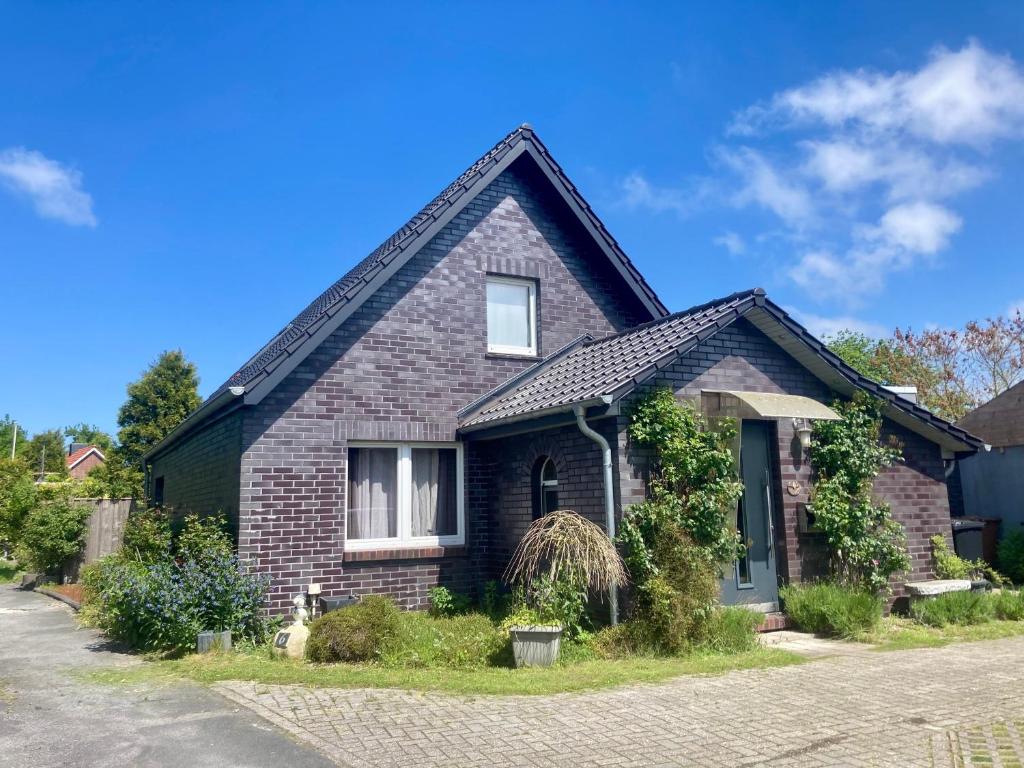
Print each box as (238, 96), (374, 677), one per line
(0, 147), (96, 227)
(717, 147), (815, 228)
(731, 40), (1024, 148)
(872, 201), (962, 254)
(785, 305), (889, 340)
(713, 231), (746, 255)
(621, 42), (1024, 306)
(620, 172), (692, 215)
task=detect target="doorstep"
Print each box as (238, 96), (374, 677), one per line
(756, 612), (791, 633)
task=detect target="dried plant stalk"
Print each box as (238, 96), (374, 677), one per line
(504, 509), (628, 593)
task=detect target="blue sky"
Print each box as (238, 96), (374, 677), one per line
(3, 2), (1023, 437)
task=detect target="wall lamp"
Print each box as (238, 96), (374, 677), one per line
(793, 418), (813, 454)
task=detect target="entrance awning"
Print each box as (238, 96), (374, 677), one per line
(701, 390), (842, 421)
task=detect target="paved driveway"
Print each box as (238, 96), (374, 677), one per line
(216, 636), (1024, 768)
(0, 584), (332, 768)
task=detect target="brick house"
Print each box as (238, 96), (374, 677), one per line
(66, 443), (105, 480)
(145, 125), (982, 614)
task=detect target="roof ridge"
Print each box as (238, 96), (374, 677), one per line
(581, 287), (762, 347)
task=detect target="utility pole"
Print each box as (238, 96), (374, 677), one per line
(39, 444), (45, 481)
(9, 424), (15, 460)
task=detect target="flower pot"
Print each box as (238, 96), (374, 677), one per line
(509, 625), (562, 668)
(197, 630), (232, 654)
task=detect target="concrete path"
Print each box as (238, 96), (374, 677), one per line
(215, 635), (1024, 768)
(0, 584), (333, 768)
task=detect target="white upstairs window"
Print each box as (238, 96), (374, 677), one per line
(486, 276), (536, 356)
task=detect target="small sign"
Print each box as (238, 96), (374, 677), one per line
(274, 632), (291, 648)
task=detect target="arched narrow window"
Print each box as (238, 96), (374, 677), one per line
(532, 456), (559, 520)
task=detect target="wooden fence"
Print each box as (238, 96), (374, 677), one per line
(65, 498), (133, 581)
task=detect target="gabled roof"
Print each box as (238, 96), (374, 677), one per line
(145, 124), (669, 462)
(957, 379), (1024, 448)
(217, 124), (667, 401)
(459, 288), (985, 453)
(67, 445), (105, 469)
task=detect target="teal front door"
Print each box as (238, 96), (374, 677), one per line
(721, 420), (780, 610)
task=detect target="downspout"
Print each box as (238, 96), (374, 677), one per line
(573, 403), (619, 626)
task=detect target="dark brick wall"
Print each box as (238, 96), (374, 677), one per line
(469, 419), (617, 583)
(237, 165), (650, 611)
(148, 410), (243, 530)
(615, 318), (953, 592)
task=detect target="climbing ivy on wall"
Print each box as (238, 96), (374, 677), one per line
(808, 392), (910, 593)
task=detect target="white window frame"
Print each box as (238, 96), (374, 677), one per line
(344, 441), (465, 551)
(486, 275), (537, 357)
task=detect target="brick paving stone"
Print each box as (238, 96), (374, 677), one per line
(214, 636), (1024, 768)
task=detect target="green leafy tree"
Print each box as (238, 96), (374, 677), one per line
(0, 415), (21, 460)
(808, 393), (910, 592)
(79, 454), (142, 499)
(64, 423), (114, 454)
(116, 350), (202, 468)
(0, 458), (37, 551)
(20, 429), (69, 476)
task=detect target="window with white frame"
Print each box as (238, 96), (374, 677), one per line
(486, 276), (536, 356)
(346, 443), (464, 549)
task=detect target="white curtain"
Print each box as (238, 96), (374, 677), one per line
(486, 281), (531, 348)
(411, 448), (457, 536)
(347, 448), (397, 539)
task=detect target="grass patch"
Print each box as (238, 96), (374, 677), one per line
(83, 645), (803, 696)
(865, 616), (1024, 651)
(0, 559), (20, 584)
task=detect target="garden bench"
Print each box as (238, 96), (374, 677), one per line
(904, 579), (972, 604)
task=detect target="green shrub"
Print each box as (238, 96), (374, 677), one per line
(175, 513), (233, 565)
(629, 523), (720, 654)
(15, 495), (92, 575)
(591, 622), (645, 659)
(911, 590), (993, 627)
(699, 606), (761, 653)
(427, 586), (472, 618)
(480, 579), (510, 622)
(306, 596), (401, 663)
(998, 532), (1024, 585)
(525, 574), (588, 637)
(90, 551), (271, 651)
(381, 611), (505, 668)
(993, 589), (1024, 621)
(121, 508), (172, 564)
(931, 534), (1004, 585)
(780, 582), (883, 639)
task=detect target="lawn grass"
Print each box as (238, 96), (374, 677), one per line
(864, 616), (1024, 651)
(0, 559), (19, 584)
(84, 646), (803, 696)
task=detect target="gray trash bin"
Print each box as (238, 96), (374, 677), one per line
(951, 517), (985, 562)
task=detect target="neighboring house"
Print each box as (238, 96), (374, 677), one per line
(66, 443), (105, 480)
(951, 380), (1024, 538)
(145, 125), (983, 614)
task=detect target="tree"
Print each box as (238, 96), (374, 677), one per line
(0, 415), (20, 460)
(0, 458), (36, 551)
(893, 312), (1024, 422)
(64, 423), (114, 454)
(826, 311), (1024, 423)
(21, 429), (68, 476)
(116, 350), (202, 469)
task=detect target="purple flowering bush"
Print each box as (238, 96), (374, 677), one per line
(84, 549), (272, 653)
